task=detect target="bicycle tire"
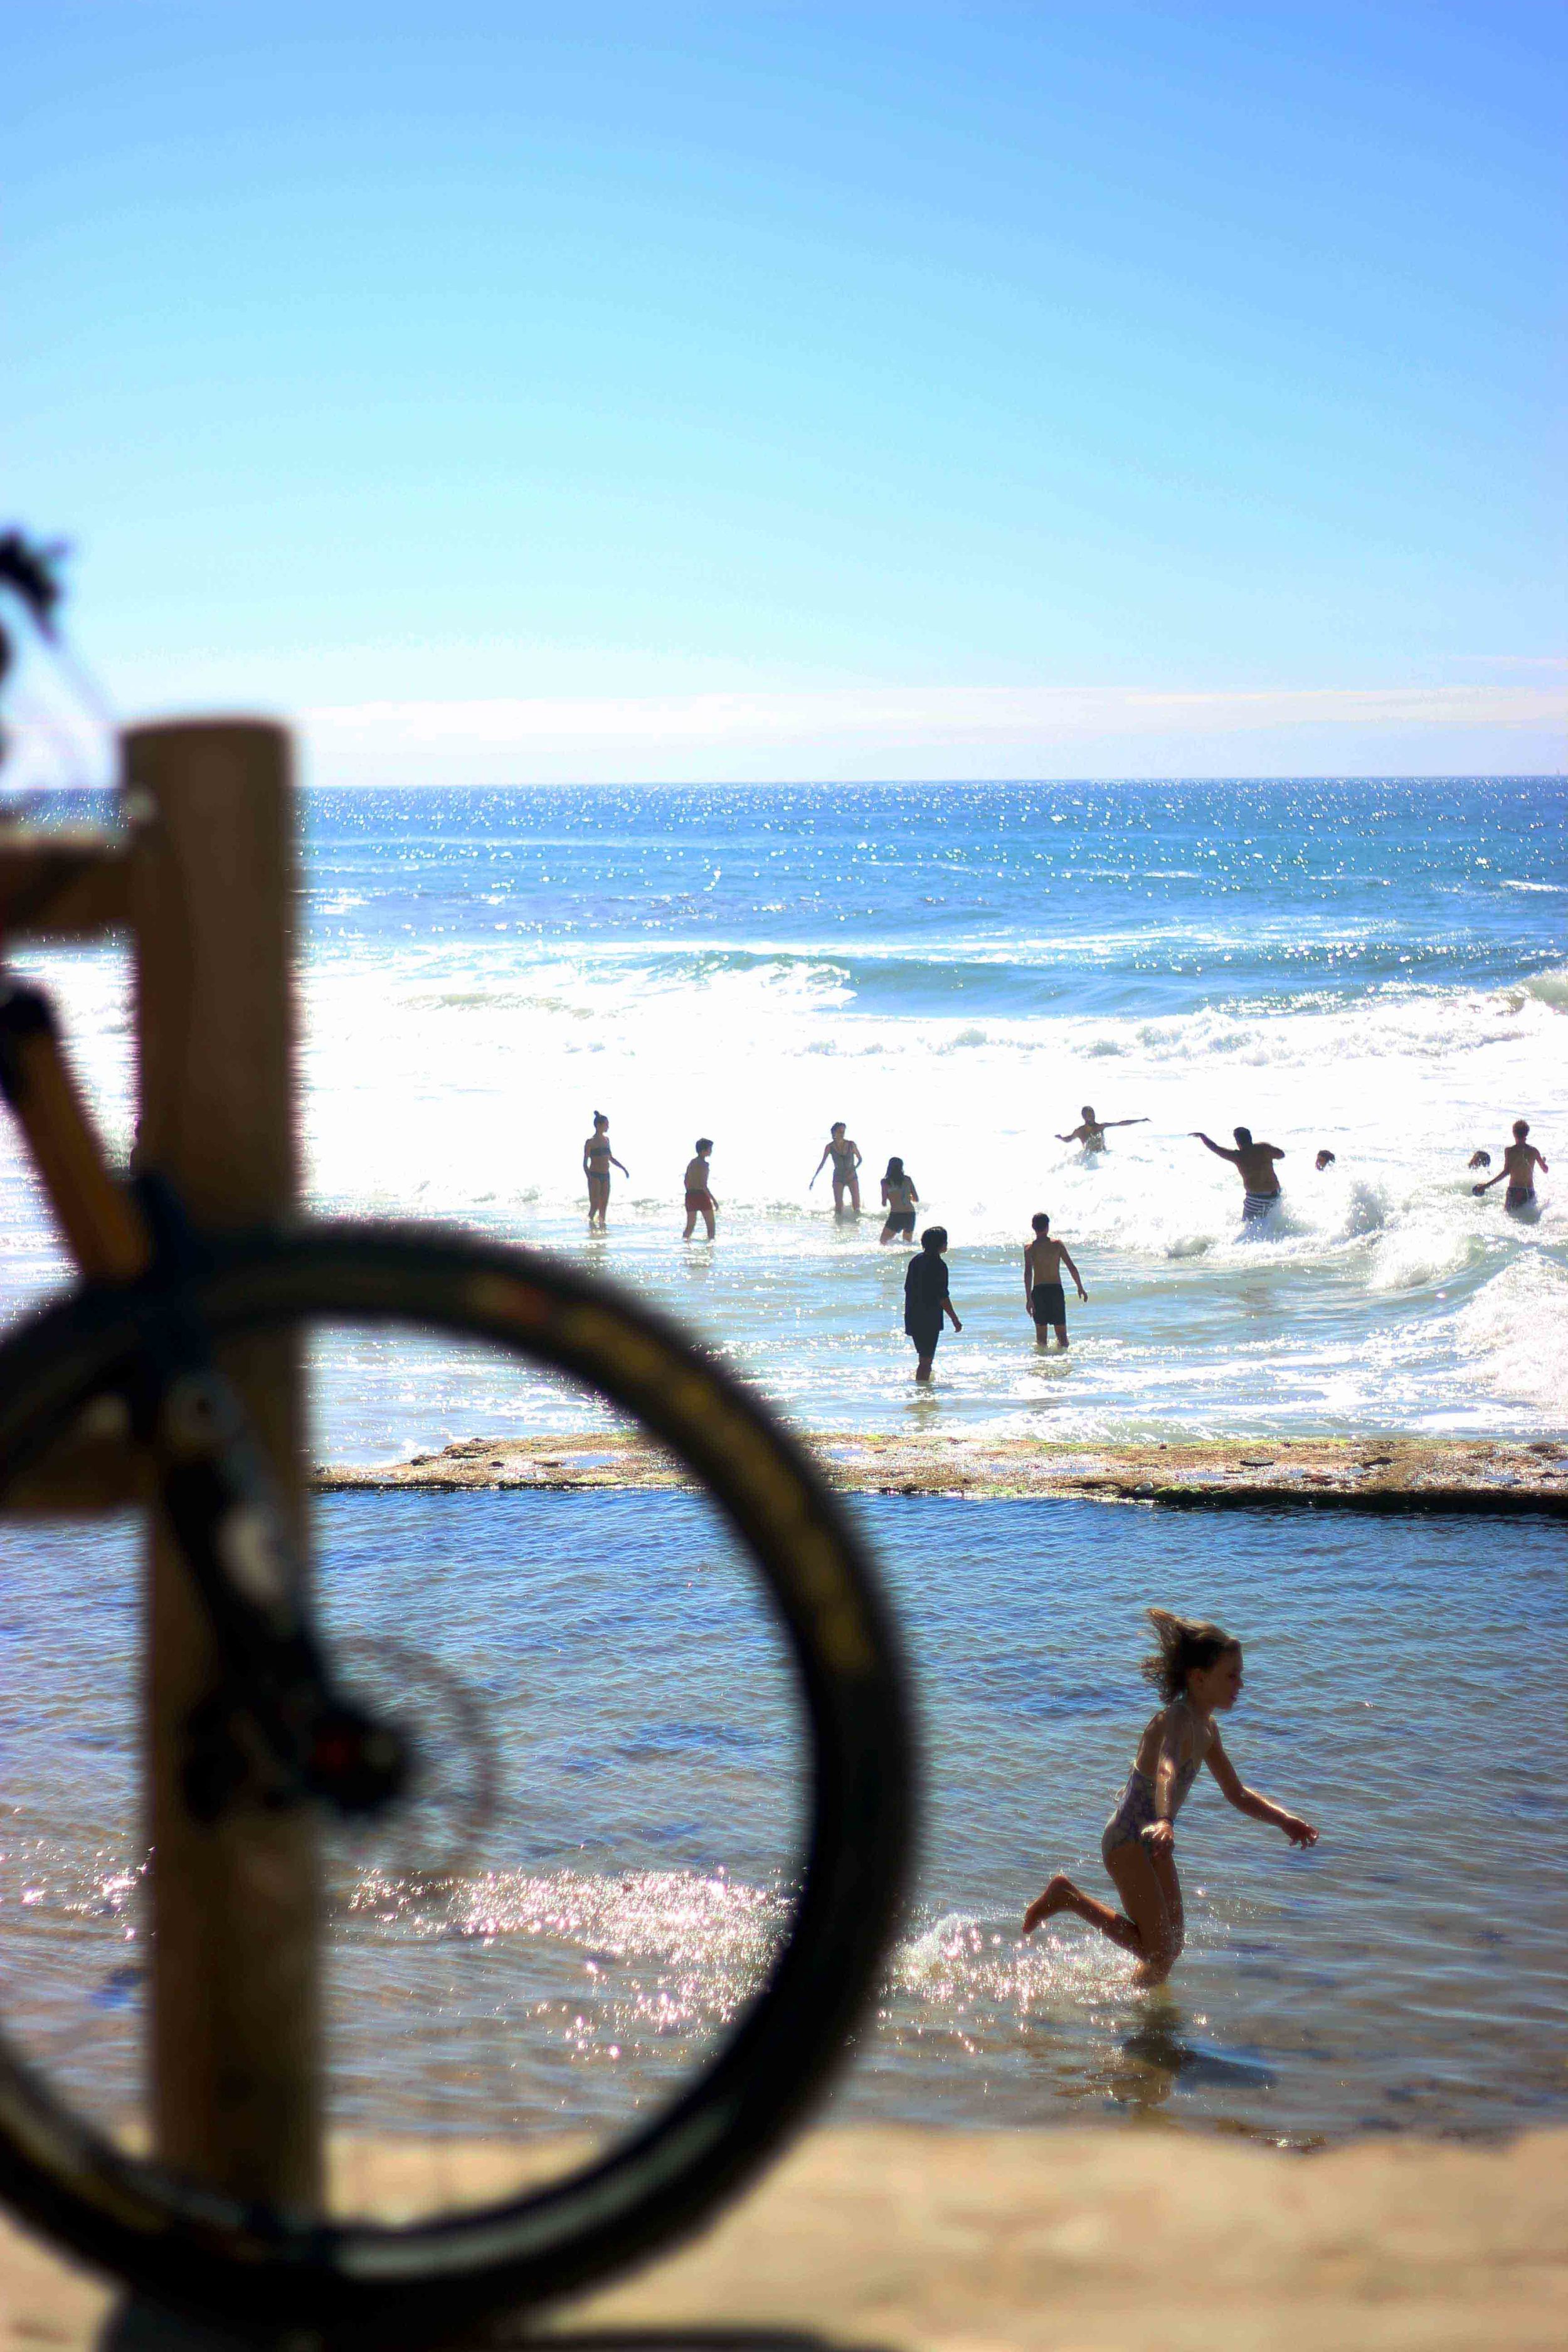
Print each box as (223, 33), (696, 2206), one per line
(0, 1222), (912, 2347)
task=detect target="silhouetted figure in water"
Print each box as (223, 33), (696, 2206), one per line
(1192, 1125), (1284, 1221)
(1058, 1103), (1147, 1155)
(903, 1226), (960, 1382)
(1315, 1148), (1336, 1172)
(810, 1121), (863, 1213)
(1023, 1212), (1086, 1349)
(1023, 1609), (1318, 1988)
(880, 1157), (919, 1245)
(682, 1138), (718, 1240)
(583, 1113), (629, 1229)
(1473, 1119), (1547, 1213)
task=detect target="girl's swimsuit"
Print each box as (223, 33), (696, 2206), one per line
(830, 1142), (858, 1178)
(1101, 1698), (1206, 1865)
(883, 1175), (918, 1234)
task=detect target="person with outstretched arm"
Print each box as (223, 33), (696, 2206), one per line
(1057, 1104), (1147, 1155)
(1192, 1125), (1284, 1222)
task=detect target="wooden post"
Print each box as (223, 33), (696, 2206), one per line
(125, 721), (320, 2207)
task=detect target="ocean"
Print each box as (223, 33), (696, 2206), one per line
(4, 778), (1564, 1447)
(0, 778), (1564, 2188)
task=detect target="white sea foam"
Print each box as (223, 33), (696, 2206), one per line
(1455, 1254), (1568, 1411)
(2, 924), (1562, 1441)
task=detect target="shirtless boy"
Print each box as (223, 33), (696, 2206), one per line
(1473, 1120), (1548, 1212)
(1057, 1104), (1147, 1155)
(583, 1113), (629, 1230)
(1024, 1212), (1088, 1348)
(1192, 1125), (1285, 1221)
(682, 1138), (719, 1240)
(810, 1121), (863, 1213)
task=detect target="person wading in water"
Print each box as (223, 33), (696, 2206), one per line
(1022, 1609), (1318, 1988)
(583, 1113), (629, 1230)
(1022, 1212), (1087, 1349)
(903, 1224), (961, 1382)
(1192, 1125), (1285, 1222)
(810, 1121), (864, 1214)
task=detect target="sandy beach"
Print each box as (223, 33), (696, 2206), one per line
(3, 2123), (1563, 2349)
(316, 1431), (1568, 1514)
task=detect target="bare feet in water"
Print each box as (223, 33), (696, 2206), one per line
(1022, 1875), (1074, 1935)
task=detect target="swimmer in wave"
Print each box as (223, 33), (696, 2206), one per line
(1192, 1125), (1285, 1222)
(1057, 1104), (1147, 1155)
(1022, 1609), (1318, 1988)
(1473, 1119), (1547, 1214)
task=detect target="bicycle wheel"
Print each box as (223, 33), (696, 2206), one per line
(0, 1224), (911, 2346)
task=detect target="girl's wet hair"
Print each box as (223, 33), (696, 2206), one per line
(1139, 1607), (1239, 1702)
(884, 1156), (904, 1179)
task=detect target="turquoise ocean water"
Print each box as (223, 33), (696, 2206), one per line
(6, 780), (1562, 1442)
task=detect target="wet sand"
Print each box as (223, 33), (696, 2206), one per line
(317, 1431), (1568, 1514)
(5, 2124), (1563, 2349)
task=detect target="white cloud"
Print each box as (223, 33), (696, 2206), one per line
(296, 680), (1567, 784)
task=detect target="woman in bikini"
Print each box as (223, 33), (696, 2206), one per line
(810, 1121), (864, 1214)
(1022, 1609), (1318, 1988)
(879, 1157), (919, 1246)
(582, 1113), (630, 1230)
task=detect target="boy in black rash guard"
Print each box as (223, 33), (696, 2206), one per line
(904, 1226), (961, 1382)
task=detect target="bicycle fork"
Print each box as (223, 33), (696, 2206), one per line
(0, 975), (406, 1822)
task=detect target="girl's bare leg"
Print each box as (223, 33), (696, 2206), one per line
(1023, 1844), (1180, 1985)
(1109, 1842), (1182, 1986)
(847, 1174), (861, 1211)
(1023, 1873), (1140, 1948)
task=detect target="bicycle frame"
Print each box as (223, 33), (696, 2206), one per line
(0, 972), (406, 1821)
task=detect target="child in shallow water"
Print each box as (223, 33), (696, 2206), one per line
(1022, 1608), (1318, 1988)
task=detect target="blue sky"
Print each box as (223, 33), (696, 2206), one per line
(4, 3), (1564, 779)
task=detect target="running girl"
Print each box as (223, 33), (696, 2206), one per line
(1022, 1609), (1318, 1987)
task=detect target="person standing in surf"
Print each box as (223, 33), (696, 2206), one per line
(583, 1113), (630, 1230)
(1192, 1125), (1285, 1221)
(810, 1121), (864, 1214)
(1473, 1119), (1548, 1212)
(879, 1157), (919, 1245)
(1022, 1212), (1087, 1348)
(1057, 1104), (1147, 1155)
(1022, 1609), (1318, 1988)
(903, 1225), (961, 1382)
(682, 1138), (719, 1241)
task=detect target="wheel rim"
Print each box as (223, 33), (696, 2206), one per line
(0, 1223), (913, 2339)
